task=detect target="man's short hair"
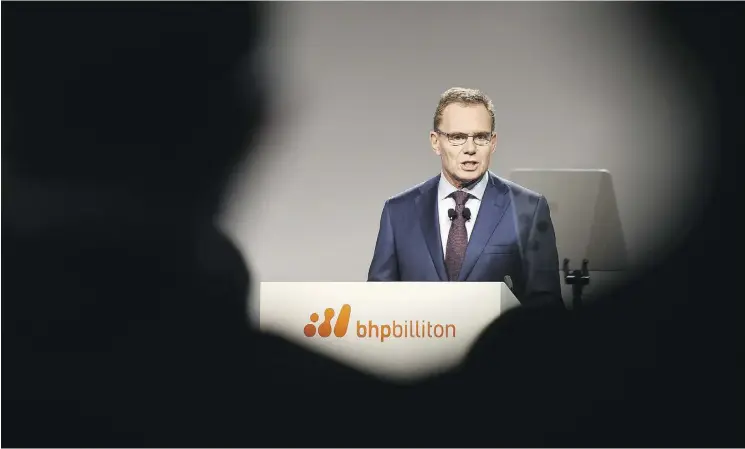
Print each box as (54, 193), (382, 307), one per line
(433, 87), (495, 132)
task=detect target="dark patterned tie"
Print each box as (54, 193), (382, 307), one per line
(445, 190), (471, 281)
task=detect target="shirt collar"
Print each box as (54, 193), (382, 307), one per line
(438, 171), (489, 201)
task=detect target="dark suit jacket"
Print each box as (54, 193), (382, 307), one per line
(368, 172), (562, 307)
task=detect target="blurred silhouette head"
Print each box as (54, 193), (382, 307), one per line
(430, 87), (497, 189)
(3, 3), (267, 216)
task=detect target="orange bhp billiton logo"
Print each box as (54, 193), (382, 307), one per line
(304, 304), (352, 338)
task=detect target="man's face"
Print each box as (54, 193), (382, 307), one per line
(430, 103), (497, 188)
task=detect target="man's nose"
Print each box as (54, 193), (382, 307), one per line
(463, 141), (477, 154)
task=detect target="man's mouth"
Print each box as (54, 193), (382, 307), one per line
(461, 161), (479, 171)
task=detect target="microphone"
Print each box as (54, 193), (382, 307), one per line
(448, 209), (457, 221)
(462, 208), (472, 221)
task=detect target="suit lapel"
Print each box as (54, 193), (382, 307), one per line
(458, 174), (511, 281)
(416, 176), (448, 281)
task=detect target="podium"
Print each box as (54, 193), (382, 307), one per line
(259, 282), (519, 381)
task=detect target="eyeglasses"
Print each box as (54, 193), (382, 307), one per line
(435, 129), (494, 146)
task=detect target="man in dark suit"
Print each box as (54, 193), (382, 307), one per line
(368, 87), (562, 307)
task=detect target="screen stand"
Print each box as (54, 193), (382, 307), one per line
(563, 258), (590, 310)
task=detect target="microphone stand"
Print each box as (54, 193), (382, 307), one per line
(563, 258), (590, 310)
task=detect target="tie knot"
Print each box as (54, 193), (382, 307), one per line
(451, 190), (470, 207)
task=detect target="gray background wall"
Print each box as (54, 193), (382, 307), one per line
(220, 2), (713, 314)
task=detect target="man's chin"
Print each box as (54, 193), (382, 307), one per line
(454, 171), (485, 188)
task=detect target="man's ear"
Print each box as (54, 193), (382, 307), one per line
(430, 131), (441, 155)
(490, 132), (498, 154)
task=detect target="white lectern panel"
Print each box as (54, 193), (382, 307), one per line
(259, 282), (517, 381)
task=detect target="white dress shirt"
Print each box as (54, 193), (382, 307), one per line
(438, 171), (489, 257)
